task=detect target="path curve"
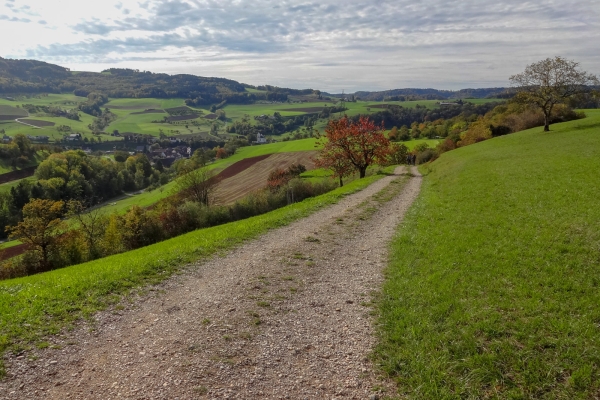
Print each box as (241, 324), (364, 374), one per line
(14, 119), (41, 129)
(1, 166), (422, 399)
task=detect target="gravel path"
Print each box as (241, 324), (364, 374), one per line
(1, 166), (422, 400)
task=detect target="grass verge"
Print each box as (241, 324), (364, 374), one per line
(375, 112), (600, 398)
(0, 168), (391, 378)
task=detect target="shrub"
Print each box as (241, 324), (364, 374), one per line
(416, 149), (437, 164)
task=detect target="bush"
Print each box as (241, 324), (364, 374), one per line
(416, 149), (437, 164)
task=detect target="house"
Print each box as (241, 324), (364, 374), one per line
(253, 133), (267, 145)
(151, 149), (167, 158)
(66, 133), (82, 141)
(135, 145), (146, 153)
(27, 135), (49, 142)
(2, 135), (12, 143)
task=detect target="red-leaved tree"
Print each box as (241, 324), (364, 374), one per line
(315, 116), (391, 182)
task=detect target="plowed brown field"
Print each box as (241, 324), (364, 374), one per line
(214, 151), (318, 205)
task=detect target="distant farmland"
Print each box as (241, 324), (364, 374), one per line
(0, 105), (28, 120)
(16, 119), (55, 127)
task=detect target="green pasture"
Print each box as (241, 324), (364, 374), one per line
(0, 105), (28, 117)
(222, 101), (339, 119)
(0, 169), (391, 377)
(244, 88), (267, 94)
(377, 111), (600, 398)
(105, 97), (185, 110)
(0, 94), (86, 108)
(107, 109), (216, 138)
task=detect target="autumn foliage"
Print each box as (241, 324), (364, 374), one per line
(315, 116), (392, 184)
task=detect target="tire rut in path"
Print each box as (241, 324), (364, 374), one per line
(1, 166), (422, 400)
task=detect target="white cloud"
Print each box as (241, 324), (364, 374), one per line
(1, 0), (599, 91)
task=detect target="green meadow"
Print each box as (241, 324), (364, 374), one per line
(377, 110), (600, 398)
(0, 169), (391, 377)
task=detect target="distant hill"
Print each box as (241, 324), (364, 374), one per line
(336, 87), (512, 101)
(0, 58), (250, 104)
(0, 57), (515, 104)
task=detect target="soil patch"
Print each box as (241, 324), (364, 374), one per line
(164, 106), (192, 114)
(214, 154), (272, 181)
(167, 115), (200, 122)
(0, 243), (29, 260)
(0, 115), (23, 121)
(16, 119), (55, 127)
(0, 166), (36, 184)
(130, 109), (165, 115)
(204, 113), (217, 119)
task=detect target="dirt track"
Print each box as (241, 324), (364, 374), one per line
(1, 166), (422, 399)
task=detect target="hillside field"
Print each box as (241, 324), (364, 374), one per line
(377, 110), (600, 398)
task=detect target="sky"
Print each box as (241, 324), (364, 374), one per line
(0, 0), (599, 92)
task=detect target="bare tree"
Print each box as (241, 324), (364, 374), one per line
(175, 164), (220, 206)
(510, 56), (599, 131)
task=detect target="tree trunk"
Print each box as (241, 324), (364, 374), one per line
(41, 244), (50, 272)
(359, 167), (367, 178)
(544, 113), (550, 131)
(339, 176), (343, 187)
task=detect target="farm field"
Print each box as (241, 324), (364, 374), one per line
(0, 105), (28, 120)
(377, 110), (600, 398)
(213, 151), (318, 205)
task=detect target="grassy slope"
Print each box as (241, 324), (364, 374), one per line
(377, 110), (600, 398)
(0, 169), (391, 377)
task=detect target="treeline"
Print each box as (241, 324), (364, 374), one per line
(351, 87), (511, 101)
(355, 102), (503, 131)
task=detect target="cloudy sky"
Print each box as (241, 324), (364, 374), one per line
(1, 0), (599, 92)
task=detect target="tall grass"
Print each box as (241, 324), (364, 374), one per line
(376, 112), (600, 398)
